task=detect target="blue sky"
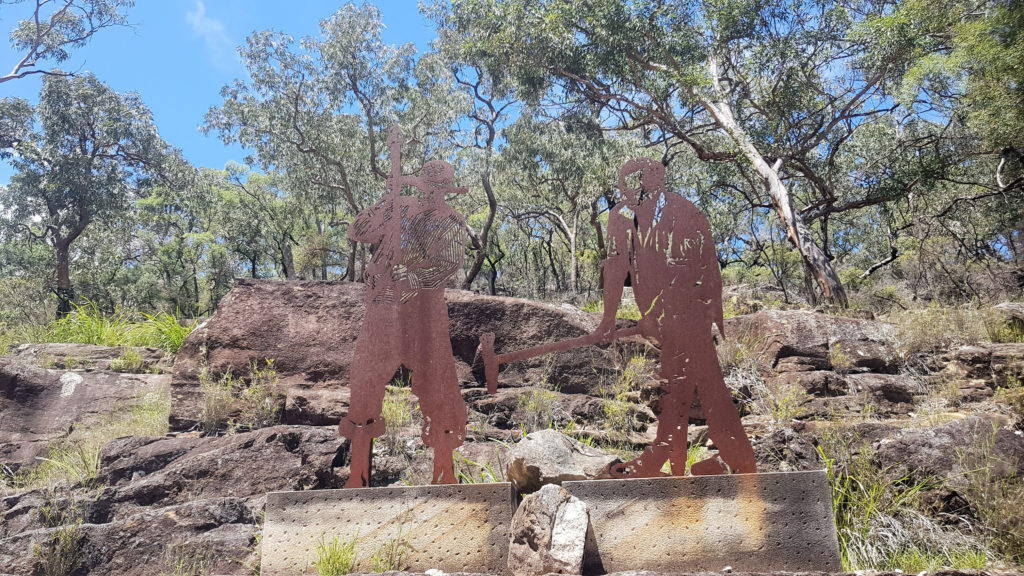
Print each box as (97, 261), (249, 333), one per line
(0, 1), (436, 184)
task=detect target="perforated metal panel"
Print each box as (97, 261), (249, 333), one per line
(565, 471), (841, 574)
(261, 483), (515, 576)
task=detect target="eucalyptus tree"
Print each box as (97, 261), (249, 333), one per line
(0, 73), (187, 316)
(204, 4), (420, 281)
(1, 0), (134, 84)
(443, 0), (982, 306)
(500, 112), (635, 294)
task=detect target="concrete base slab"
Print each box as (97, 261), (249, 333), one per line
(564, 471), (841, 574)
(261, 483), (516, 576)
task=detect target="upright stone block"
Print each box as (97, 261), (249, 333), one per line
(261, 483), (516, 576)
(564, 470), (841, 574)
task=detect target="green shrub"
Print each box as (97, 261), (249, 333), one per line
(313, 535), (357, 576)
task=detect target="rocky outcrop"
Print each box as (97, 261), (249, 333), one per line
(874, 415), (1024, 480)
(0, 426), (346, 539)
(8, 343), (168, 372)
(508, 484), (589, 576)
(170, 280), (621, 431)
(0, 496), (257, 576)
(935, 342), (1024, 389)
(727, 309), (898, 373)
(505, 429), (620, 493)
(0, 358), (169, 468)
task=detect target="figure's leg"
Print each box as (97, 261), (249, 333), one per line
(689, 337), (756, 474)
(611, 334), (694, 478)
(407, 299), (467, 484)
(339, 306), (400, 488)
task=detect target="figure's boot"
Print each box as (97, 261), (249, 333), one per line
(345, 435), (373, 488)
(610, 442), (672, 479)
(689, 455), (729, 476)
(430, 430), (463, 485)
(432, 447), (457, 484)
(339, 418), (385, 488)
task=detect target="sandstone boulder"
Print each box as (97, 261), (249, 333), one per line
(94, 425), (346, 521)
(8, 343), (167, 373)
(726, 310), (898, 373)
(508, 484), (589, 576)
(506, 429), (620, 493)
(874, 415), (1024, 480)
(170, 280), (621, 431)
(0, 359), (168, 468)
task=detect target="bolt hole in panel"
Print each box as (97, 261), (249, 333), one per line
(565, 471), (841, 575)
(261, 483), (515, 576)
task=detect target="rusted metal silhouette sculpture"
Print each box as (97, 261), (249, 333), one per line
(479, 158), (756, 477)
(340, 126), (469, 487)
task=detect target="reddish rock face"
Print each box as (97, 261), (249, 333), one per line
(169, 279), (621, 431)
(0, 359), (168, 468)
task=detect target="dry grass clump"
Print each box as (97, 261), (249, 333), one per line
(954, 429), (1024, 564)
(818, 424), (991, 572)
(199, 360), (282, 435)
(517, 385), (562, 432)
(379, 376), (422, 454)
(889, 305), (1024, 358)
(602, 353), (654, 441)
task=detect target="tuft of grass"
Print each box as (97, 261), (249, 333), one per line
(199, 360), (282, 435)
(889, 305), (997, 358)
(109, 348), (146, 373)
(517, 384), (561, 432)
(955, 428), (1024, 563)
(602, 353), (653, 441)
(454, 451), (506, 484)
(39, 303), (195, 354)
(32, 522), (84, 576)
(829, 342), (854, 375)
(380, 377), (421, 453)
(313, 535), (357, 576)
(817, 424), (989, 571)
(577, 299), (641, 320)
(160, 542), (215, 576)
(744, 372), (808, 426)
(371, 531), (409, 572)
(46, 303), (132, 347)
(132, 312), (197, 354)
(199, 367), (238, 435)
(239, 360), (282, 430)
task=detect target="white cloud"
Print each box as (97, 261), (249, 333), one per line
(186, 2), (236, 72)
